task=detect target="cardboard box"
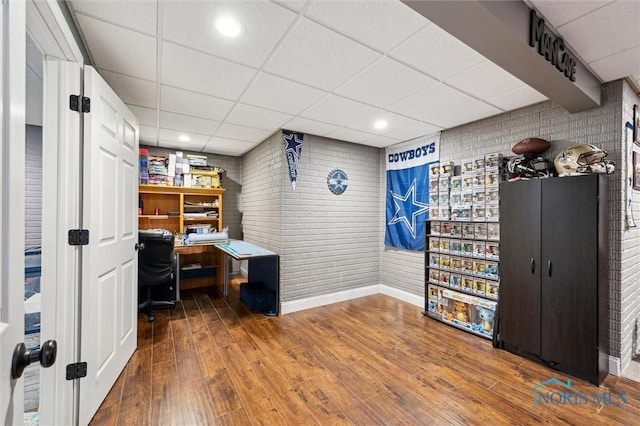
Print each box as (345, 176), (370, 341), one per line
(439, 238), (450, 253)
(429, 237), (440, 252)
(484, 153), (503, 170)
(429, 253), (440, 268)
(440, 162), (454, 176)
(474, 223), (488, 239)
(451, 223), (462, 237)
(473, 241), (486, 258)
(439, 176), (451, 192)
(472, 204), (486, 222)
(487, 223), (500, 240)
(486, 261), (499, 279)
(486, 242), (500, 260)
(450, 239), (461, 255)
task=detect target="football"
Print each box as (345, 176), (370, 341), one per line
(511, 137), (550, 155)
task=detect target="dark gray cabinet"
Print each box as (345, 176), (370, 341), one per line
(496, 175), (608, 385)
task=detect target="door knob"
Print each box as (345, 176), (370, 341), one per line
(135, 242), (145, 251)
(11, 339), (57, 379)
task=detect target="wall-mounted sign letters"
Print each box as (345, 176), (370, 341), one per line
(529, 9), (576, 82)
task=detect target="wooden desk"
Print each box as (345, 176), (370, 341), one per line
(214, 240), (279, 315)
(174, 243), (224, 298)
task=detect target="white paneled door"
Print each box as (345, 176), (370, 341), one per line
(0, 1), (26, 424)
(79, 66), (139, 425)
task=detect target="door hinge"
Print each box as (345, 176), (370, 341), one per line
(66, 362), (87, 380)
(68, 229), (89, 246)
(69, 95), (91, 113)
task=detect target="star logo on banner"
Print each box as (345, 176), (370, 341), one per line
(283, 132), (303, 163)
(388, 179), (429, 238)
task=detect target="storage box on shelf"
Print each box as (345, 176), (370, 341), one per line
(138, 185), (225, 290)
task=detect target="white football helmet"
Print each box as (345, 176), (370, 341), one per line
(554, 144), (615, 176)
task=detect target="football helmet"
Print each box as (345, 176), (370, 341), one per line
(554, 144), (615, 176)
(506, 154), (554, 180)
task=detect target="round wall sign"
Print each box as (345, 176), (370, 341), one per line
(327, 169), (348, 195)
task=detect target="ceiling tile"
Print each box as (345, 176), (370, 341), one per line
(487, 85), (547, 112)
(529, 1), (613, 29)
(345, 110), (420, 136)
(300, 95), (378, 126)
(215, 123), (271, 143)
(240, 72), (326, 115)
(359, 134), (399, 148)
(305, 0), (427, 53)
(282, 117), (340, 137)
(335, 57), (437, 107)
(161, 41), (256, 100)
(226, 104), (293, 130)
(557, 1), (640, 63)
(68, 0), (157, 35)
(384, 121), (443, 142)
(589, 47), (640, 82)
(75, 14), (156, 81)
(445, 61), (525, 100)
(203, 137), (255, 156)
(159, 139), (207, 152)
(264, 17), (380, 91)
(98, 69), (156, 108)
(160, 111), (219, 135)
(160, 85), (234, 122)
(162, 1), (296, 68)
(386, 83), (477, 122)
(429, 100), (501, 129)
(324, 127), (375, 144)
(139, 124), (158, 144)
(389, 23), (486, 81)
(128, 105), (157, 126)
(159, 128), (210, 147)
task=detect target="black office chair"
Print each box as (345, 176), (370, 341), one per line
(137, 229), (176, 322)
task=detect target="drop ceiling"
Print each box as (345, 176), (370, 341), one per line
(56, 0), (640, 156)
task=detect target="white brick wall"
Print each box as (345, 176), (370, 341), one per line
(25, 125), (43, 249)
(240, 132), (284, 256)
(381, 80), (626, 366)
(620, 81), (640, 372)
(241, 132), (380, 302)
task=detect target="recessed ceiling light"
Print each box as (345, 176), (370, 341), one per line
(374, 119), (388, 130)
(215, 15), (243, 38)
(178, 135), (191, 142)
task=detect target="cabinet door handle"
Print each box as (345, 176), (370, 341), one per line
(530, 258), (535, 274)
(548, 260), (552, 277)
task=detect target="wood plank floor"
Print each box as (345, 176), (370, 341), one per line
(90, 278), (640, 425)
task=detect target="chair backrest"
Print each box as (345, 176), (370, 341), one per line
(138, 230), (175, 287)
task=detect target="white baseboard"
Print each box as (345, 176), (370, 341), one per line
(609, 356), (621, 376)
(280, 284), (425, 314)
(380, 285), (424, 308)
(280, 285), (380, 314)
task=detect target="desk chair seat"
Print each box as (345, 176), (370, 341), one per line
(138, 229), (176, 322)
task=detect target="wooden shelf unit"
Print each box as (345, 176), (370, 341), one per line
(138, 185), (225, 291)
(138, 185), (224, 235)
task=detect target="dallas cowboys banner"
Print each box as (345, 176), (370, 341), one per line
(283, 130), (303, 191)
(385, 135), (439, 251)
